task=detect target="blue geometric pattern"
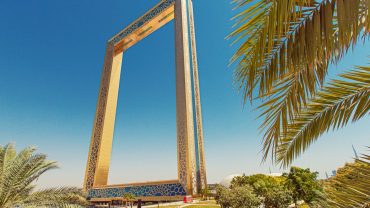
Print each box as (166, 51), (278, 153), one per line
(88, 182), (187, 198)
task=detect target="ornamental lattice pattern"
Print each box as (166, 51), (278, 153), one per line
(89, 182), (186, 199)
(84, 0), (207, 200)
(110, 0), (176, 44)
(85, 43), (115, 190)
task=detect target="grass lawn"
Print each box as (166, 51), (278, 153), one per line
(185, 205), (220, 208)
(194, 200), (217, 204)
(189, 201), (220, 207)
(158, 200), (220, 208)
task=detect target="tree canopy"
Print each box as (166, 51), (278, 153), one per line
(223, 167), (323, 207)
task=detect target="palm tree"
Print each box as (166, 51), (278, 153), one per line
(0, 143), (88, 208)
(228, 0), (370, 166)
(323, 147), (370, 207)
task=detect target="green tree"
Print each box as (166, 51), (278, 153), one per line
(215, 185), (232, 208)
(229, 186), (262, 208)
(199, 187), (210, 200)
(231, 174), (268, 189)
(231, 174), (292, 208)
(229, 0), (370, 167)
(215, 185), (261, 208)
(284, 167), (323, 205)
(0, 143), (88, 208)
(264, 187), (292, 208)
(122, 192), (136, 208)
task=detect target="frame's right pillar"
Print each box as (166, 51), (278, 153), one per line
(188, 0), (207, 191)
(175, 0), (207, 195)
(175, 0), (197, 195)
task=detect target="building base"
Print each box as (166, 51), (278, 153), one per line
(87, 180), (187, 203)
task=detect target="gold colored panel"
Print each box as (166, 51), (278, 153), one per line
(83, 44), (123, 190)
(113, 5), (174, 54)
(188, 0), (207, 190)
(93, 52), (123, 186)
(174, 0), (197, 195)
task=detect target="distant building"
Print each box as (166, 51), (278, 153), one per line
(352, 144), (359, 159)
(219, 174), (243, 187)
(267, 173), (283, 177)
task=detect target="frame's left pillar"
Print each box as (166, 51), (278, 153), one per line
(84, 42), (123, 190)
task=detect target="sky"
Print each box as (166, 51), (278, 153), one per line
(0, 0), (369, 189)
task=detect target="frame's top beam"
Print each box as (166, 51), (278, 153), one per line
(109, 0), (175, 52)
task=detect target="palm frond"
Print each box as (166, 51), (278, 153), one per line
(229, 0), (370, 162)
(0, 144), (58, 206)
(0, 143), (88, 208)
(276, 65), (370, 167)
(229, 0), (315, 100)
(323, 148), (370, 207)
(258, 64), (321, 161)
(20, 187), (88, 208)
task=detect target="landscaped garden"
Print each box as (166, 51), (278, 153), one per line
(0, 0), (369, 207)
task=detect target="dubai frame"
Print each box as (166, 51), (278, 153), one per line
(84, 0), (207, 202)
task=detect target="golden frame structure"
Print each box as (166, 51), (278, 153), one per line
(84, 0), (206, 202)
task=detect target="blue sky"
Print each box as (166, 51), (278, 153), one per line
(0, 0), (369, 188)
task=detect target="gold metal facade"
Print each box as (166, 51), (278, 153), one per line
(84, 0), (206, 199)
